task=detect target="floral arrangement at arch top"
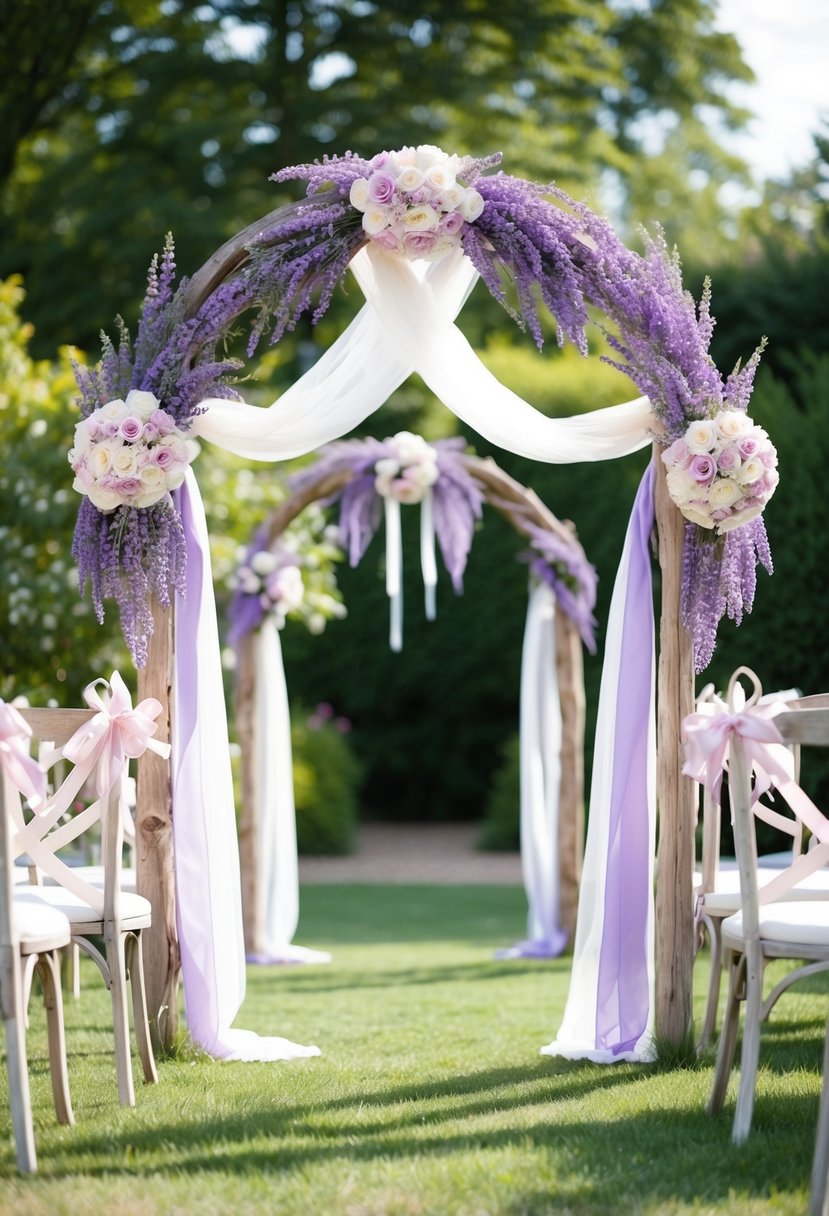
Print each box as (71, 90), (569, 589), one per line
(520, 523), (599, 654)
(289, 433), (484, 593)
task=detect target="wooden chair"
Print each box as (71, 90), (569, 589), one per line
(706, 670), (829, 1143)
(1, 763), (74, 1172)
(693, 685), (829, 1049)
(10, 707), (158, 1107)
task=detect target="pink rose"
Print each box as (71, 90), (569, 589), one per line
(404, 230), (437, 257)
(440, 211), (465, 235)
(153, 446), (175, 468)
(119, 415), (144, 442)
(102, 419), (121, 439)
(148, 408), (177, 435)
(738, 435), (761, 459)
(367, 171), (396, 205)
(689, 454), (717, 485)
(662, 437), (692, 469)
(717, 446), (739, 473)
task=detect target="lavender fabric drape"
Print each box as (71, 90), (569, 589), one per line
(543, 463), (656, 1062)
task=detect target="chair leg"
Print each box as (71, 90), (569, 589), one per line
(698, 917), (724, 1051)
(811, 1020), (829, 1216)
(732, 943), (766, 1144)
(105, 928), (135, 1107)
(35, 951), (74, 1126)
(708, 950), (744, 1117)
(126, 933), (158, 1085)
(63, 943), (81, 999)
(3, 1009), (37, 1173)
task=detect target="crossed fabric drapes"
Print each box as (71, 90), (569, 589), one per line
(175, 243), (656, 1062)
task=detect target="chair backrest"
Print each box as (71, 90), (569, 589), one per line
(9, 708), (127, 924)
(727, 672), (829, 943)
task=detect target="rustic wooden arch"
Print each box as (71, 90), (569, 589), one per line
(135, 216), (694, 1055)
(234, 452), (588, 959)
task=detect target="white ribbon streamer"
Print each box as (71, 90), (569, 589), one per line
(420, 488), (437, 622)
(384, 495), (403, 653)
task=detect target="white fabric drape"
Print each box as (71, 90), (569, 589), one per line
(179, 242), (657, 1062)
(519, 583), (567, 953)
(541, 477), (657, 1063)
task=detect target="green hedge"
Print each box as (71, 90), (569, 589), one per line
(291, 709), (362, 854)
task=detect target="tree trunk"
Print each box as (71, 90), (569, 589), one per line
(653, 447), (697, 1048)
(136, 597), (180, 1052)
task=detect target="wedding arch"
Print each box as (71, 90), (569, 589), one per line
(67, 145), (777, 1060)
(231, 436), (595, 965)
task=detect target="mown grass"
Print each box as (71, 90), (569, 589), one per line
(2, 884), (828, 1214)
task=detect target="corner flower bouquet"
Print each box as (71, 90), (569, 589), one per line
(662, 412), (778, 535)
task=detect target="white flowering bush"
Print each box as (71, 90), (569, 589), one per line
(348, 145), (485, 261)
(662, 410), (779, 534)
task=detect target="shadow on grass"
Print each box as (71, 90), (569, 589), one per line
(33, 1059), (818, 1211)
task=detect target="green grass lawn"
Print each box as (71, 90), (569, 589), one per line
(2, 884), (828, 1214)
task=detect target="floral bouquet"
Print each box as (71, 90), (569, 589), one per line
(69, 389), (199, 513)
(373, 431), (439, 504)
(347, 145), (485, 261)
(662, 411), (778, 535)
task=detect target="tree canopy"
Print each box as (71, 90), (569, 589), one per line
(1, 0), (755, 354)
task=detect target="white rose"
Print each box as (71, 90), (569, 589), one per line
(716, 410), (751, 438)
(167, 466), (186, 491)
(415, 144), (446, 167)
(374, 457), (401, 479)
(717, 502), (766, 533)
(349, 178), (370, 210)
(736, 456), (764, 485)
(396, 166), (424, 193)
(425, 164), (454, 191)
(708, 478), (741, 508)
(439, 184), (465, 211)
(680, 505), (716, 529)
(90, 444), (114, 477)
(402, 204), (439, 231)
(362, 206), (391, 235)
(72, 423), (93, 456)
(132, 485), (169, 509)
(125, 389), (161, 420)
(99, 398), (128, 422)
(138, 464), (165, 490)
(87, 485), (123, 512)
(459, 189), (485, 222)
(665, 466), (697, 506)
(112, 446), (138, 476)
(395, 146), (418, 167)
(374, 470), (396, 497)
(251, 550), (279, 575)
(684, 420), (718, 454)
(409, 459), (439, 489)
(390, 431), (432, 464)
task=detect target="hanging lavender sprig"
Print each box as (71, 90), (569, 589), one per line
(431, 438), (484, 591)
(518, 521), (599, 653)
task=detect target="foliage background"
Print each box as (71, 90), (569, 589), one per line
(2, 0), (828, 827)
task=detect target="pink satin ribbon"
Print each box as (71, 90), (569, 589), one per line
(0, 700), (46, 806)
(64, 671), (170, 797)
(682, 700), (790, 805)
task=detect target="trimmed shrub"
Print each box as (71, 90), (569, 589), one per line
(291, 707), (362, 854)
(478, 734), (521, 851)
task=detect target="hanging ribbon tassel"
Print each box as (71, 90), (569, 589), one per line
(420, 487), (437, 622)
(385, 494), (403, 652)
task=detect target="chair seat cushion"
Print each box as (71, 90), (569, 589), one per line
(22, 884), (151, 929)
(723, 900), (829, 948)
(43, 866), (137, 893)
(699, 867), (829, 916)
(13, 891), (73, 953)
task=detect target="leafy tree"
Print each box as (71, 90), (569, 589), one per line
(1, 0), (755, 354)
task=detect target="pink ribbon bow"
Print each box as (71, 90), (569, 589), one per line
(64, 671), (171, 797)
(682, 669), (791, 804)
(0, 700), (47, 806)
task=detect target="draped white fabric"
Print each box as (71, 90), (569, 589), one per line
(172, 469), (320, 1060)
(519, 583), (566, 952)
(178, 242), (658, 1062)
(541, 479), (657, 1063)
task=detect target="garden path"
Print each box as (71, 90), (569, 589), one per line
(298, 823), (522, 885)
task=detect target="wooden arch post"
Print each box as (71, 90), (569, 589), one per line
(235, 453), (587, 956)
(653, 446), (697, 1049)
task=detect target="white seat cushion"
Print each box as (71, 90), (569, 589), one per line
(13, 891), (72, 953)
(723, 900), (829, 948)
(24, 884), (151, 928)
(700, 867), (829, 916)
(42, 866), (137, 893)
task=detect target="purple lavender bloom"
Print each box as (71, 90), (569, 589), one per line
(519, 522), (598, 653)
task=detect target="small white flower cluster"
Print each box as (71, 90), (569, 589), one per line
(236, 548), (307, 629)
(349, 145), (485, 261)
(374, 431), (439, 505)
(69, 390), (199, 512)
(662, 410), (779, 534)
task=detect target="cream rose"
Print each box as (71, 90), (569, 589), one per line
(125, 389), (161, 420)
(362, 206), (390, 235)
(708, 478), (741, 508)
(402, 204), (439, 231)
(349, 178), (370, 210)
(685, 420), (718, 454)
(112, 446), (138, 476)
(736, 457), (764, 485)
(90, 444), (114, 477)
(665, 466), (698, 506)
(717, 410), (751, 439)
